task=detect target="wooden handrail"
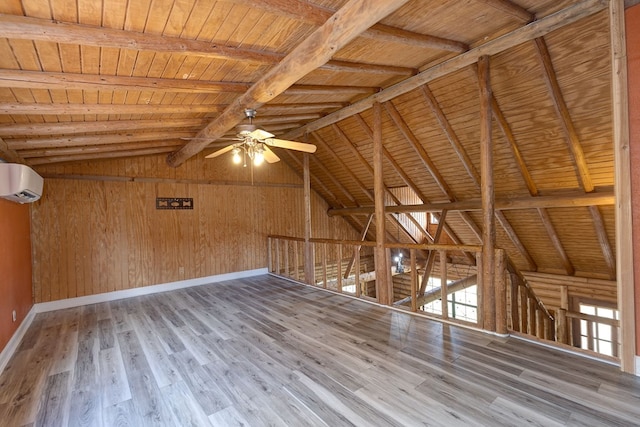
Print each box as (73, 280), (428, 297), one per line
(565, 311), (619, 327)
(268, 235), (481, 252)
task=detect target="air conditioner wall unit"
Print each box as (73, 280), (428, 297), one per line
(0, 163), (44, 204)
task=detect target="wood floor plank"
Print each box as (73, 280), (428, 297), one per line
(34, 371), (72, 427)
(1, 275), (639, 426)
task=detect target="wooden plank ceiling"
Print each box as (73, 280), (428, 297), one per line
(0, 0), (616, 279)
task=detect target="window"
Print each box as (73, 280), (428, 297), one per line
(578, 303), (618, 357)
(420, 276), (478, 323)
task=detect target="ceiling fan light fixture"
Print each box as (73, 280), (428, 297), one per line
(231, 147), (242, 164)
(253, 146), (265, 166)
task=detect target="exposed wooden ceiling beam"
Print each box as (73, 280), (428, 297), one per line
(8, 131), (196, 150)
(474, 0), (534, 22)
(0, 136), (25, 163)
(167, 0), (411, 167)
(224, 0), (468, 52)
(534, 37), (594, 192)
(0, 102), (340, 116)
(589, 205), (616, 279)
(0, 103), (224, 115)
(0, 118), (208, 137)
(537, 207), (575, 275)
(0, 69), (378, 96)
(383, 101), (452, 197)
(420, 85), (481, 188)
(327, 189), (615, 215)
(20, 140), (182, 158)
(28, 146), (177, 165)
(281, 0), (608, 139)
(0, 14), (414, 76)
(331, 122), (429, 242)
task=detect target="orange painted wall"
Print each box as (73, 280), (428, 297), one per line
(626, 4), (640, 355)
(0, 198), (34, 353)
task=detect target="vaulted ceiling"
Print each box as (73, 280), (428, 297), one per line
(0, 0), (619, 279)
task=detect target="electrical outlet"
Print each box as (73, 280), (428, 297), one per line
(12, 310), (16, 322)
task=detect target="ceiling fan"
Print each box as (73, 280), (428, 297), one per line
(205, 109), (317, 166)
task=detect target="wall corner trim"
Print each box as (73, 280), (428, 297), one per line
(0, 306), (36, 375)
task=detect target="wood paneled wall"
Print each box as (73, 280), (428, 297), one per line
(0, 199), (33, 352)
(31, 154), (359, 303)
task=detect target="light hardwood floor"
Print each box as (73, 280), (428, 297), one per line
(1, 275), (639, 426)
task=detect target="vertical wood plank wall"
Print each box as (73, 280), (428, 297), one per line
(0, 199), (33, 351)
(626, 3), (640, 356)
(30, 154), (359, 303)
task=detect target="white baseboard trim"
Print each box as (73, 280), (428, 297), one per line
(636, 355), (640, 377)
(1, 268), (267, 375)
(34, 268), (268, 313)
(0, 306), (36, 374)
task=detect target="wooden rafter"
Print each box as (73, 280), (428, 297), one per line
(225, 0), (468, 52)
(167, 0), (411, 167)
(537, 208), (575, 275)
(383, 101), (452, 196)
(420, 85), (481, 187)
(20, 140), (183, 159)
(331, 123), (431, 243)
(0, 136), (25, 163)
(0, 118), (207, 137)
(327, 189), (615, 215)
(0, 102), (342, 116)
(0, 69), (378, 96)
(473, 0), (534, 22)
(0, 14), (414, 77)
(7, 131), (196, 150)
(534, 37), (594, 192)
(589, 205), (616, 279)
(28, 146), (178, 165)
(281, 0), (608, 140)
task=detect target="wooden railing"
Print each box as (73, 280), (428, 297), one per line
(506, 261), (555, 340)
(268, 235), (492, 328)
(268, 235), (618, 359)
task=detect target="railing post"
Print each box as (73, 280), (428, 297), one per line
(440, 249), (448, 320)
(495, 249), (507, 335)
(355, 245), (361, 297)
(557, 285), (569, 344)
(509, 272), (519, 331)
(476, 252), (484, 328)
(321, 243), (327, 289)
(284, 239), (289, 278)
(528, 298), (536, 335)
(337, 244), (343, 293)
(519, 286), (528, 333)
(410, 249), (417, 312)
(294, 240), (300, 281)
(275, 238), (281, 275)
(267, 237), (272, 273)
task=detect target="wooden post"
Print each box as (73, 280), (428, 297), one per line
(303, 152), (314, 285)
(528, 298), (536, 335)
(510, 272), (519, 331)
(495, 249), (507, 335)
(294, 241), (300, 281)
(267, 237), (272, 273)
(337, 244), (343, 293)
(479, 55), (496, 332)
(284, 240), (290, 277)
(322, 243), (327, 288)
(355, 246), (361, 298)
(410, 249), (417, 312)
(440, 250), (448, 320)
(373, 101), (392, 305)
(519, 286), (528, 333)
(536, 310), (544, 339)
(476, 252), (484, 327)
(610, 0), (635, 373)
(275, 238), (281, 275)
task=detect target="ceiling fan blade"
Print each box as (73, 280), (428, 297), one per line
(248, 128), (274, 140)
(205, 144), (235, 159)
(263, 146), (280, 163)
(265, 138), (317, 153)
